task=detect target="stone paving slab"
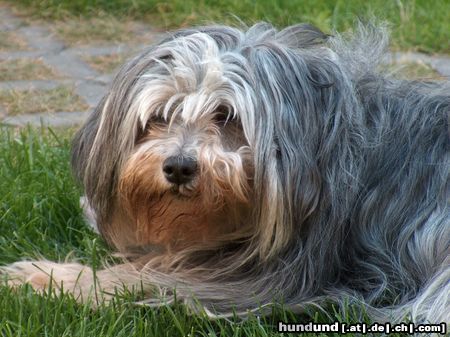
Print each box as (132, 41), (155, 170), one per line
(0, 4), (449, 128)
(95, 74), (114, 85)
(18, 25), (65, 52)
(386, 52), (450, 77)
(73, 44), (140, 57)
(0, 50), (46, 60)
(73, 80), (107, 107)
(44, 50), (100, 80)
(2, 110), (91, 127)
(0, 5), (21, 31)
(0, 79), (74, 91)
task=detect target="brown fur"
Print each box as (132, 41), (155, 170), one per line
(110, 116), (252, 251)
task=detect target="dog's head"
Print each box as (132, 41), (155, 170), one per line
(72, 23), (362, 258)
(117, 97), (253, 248)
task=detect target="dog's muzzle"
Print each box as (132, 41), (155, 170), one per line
(162, 156), (197, 186)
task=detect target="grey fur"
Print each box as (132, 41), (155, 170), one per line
(71, 23), (450, 323)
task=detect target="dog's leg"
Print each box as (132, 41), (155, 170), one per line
(0, 260), (143, 303)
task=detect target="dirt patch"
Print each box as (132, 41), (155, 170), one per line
(82, 53), (130, 73)
(0, 58), (62, 81)
(0, 31), (28, 51)
(0, 86), (88, 115)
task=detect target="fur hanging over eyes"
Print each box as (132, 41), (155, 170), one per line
(2, 22), (449, 325)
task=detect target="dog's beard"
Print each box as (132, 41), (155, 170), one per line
(116, 116), (253, 249)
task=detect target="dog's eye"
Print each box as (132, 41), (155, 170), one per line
(214, 106), (232, 125)
(149, 116), (166, 124)
(215, 112), (229, 124)
(144, 116), (166, 131)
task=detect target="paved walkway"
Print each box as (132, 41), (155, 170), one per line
(0, 5), (163, 127)
(0, 5), (449, 128)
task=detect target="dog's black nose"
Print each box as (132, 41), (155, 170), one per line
(162, 156), (197, 185)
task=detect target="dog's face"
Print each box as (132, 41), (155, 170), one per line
(118, 108), (253, 247)
(72, 24), (333, 256)
(108, 32), (263, 248)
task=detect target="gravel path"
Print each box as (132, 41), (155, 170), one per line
(0, 5), (449, 128)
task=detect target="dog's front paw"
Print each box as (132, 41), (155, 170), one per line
(1, 260), (94, 296)
(1, 261), (144, 305)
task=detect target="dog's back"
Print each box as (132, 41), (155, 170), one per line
(343, 72), (450, 322)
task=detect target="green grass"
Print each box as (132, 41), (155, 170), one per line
(0, 127), (103, 264)
(8, 0), (450, 53)
(0, 127), (409, 337)
(49, 15), (155, 46)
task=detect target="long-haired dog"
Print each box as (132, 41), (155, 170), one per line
(2, 23), (449, 325)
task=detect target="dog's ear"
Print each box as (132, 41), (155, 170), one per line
(71, 49), (164, 227)
(248, 39), (362, 259)
(71, 96), (103, 185)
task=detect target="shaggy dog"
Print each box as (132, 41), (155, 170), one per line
(2, 23), (449, 325)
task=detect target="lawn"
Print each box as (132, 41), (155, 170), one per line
(9, 0), (450, 53)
